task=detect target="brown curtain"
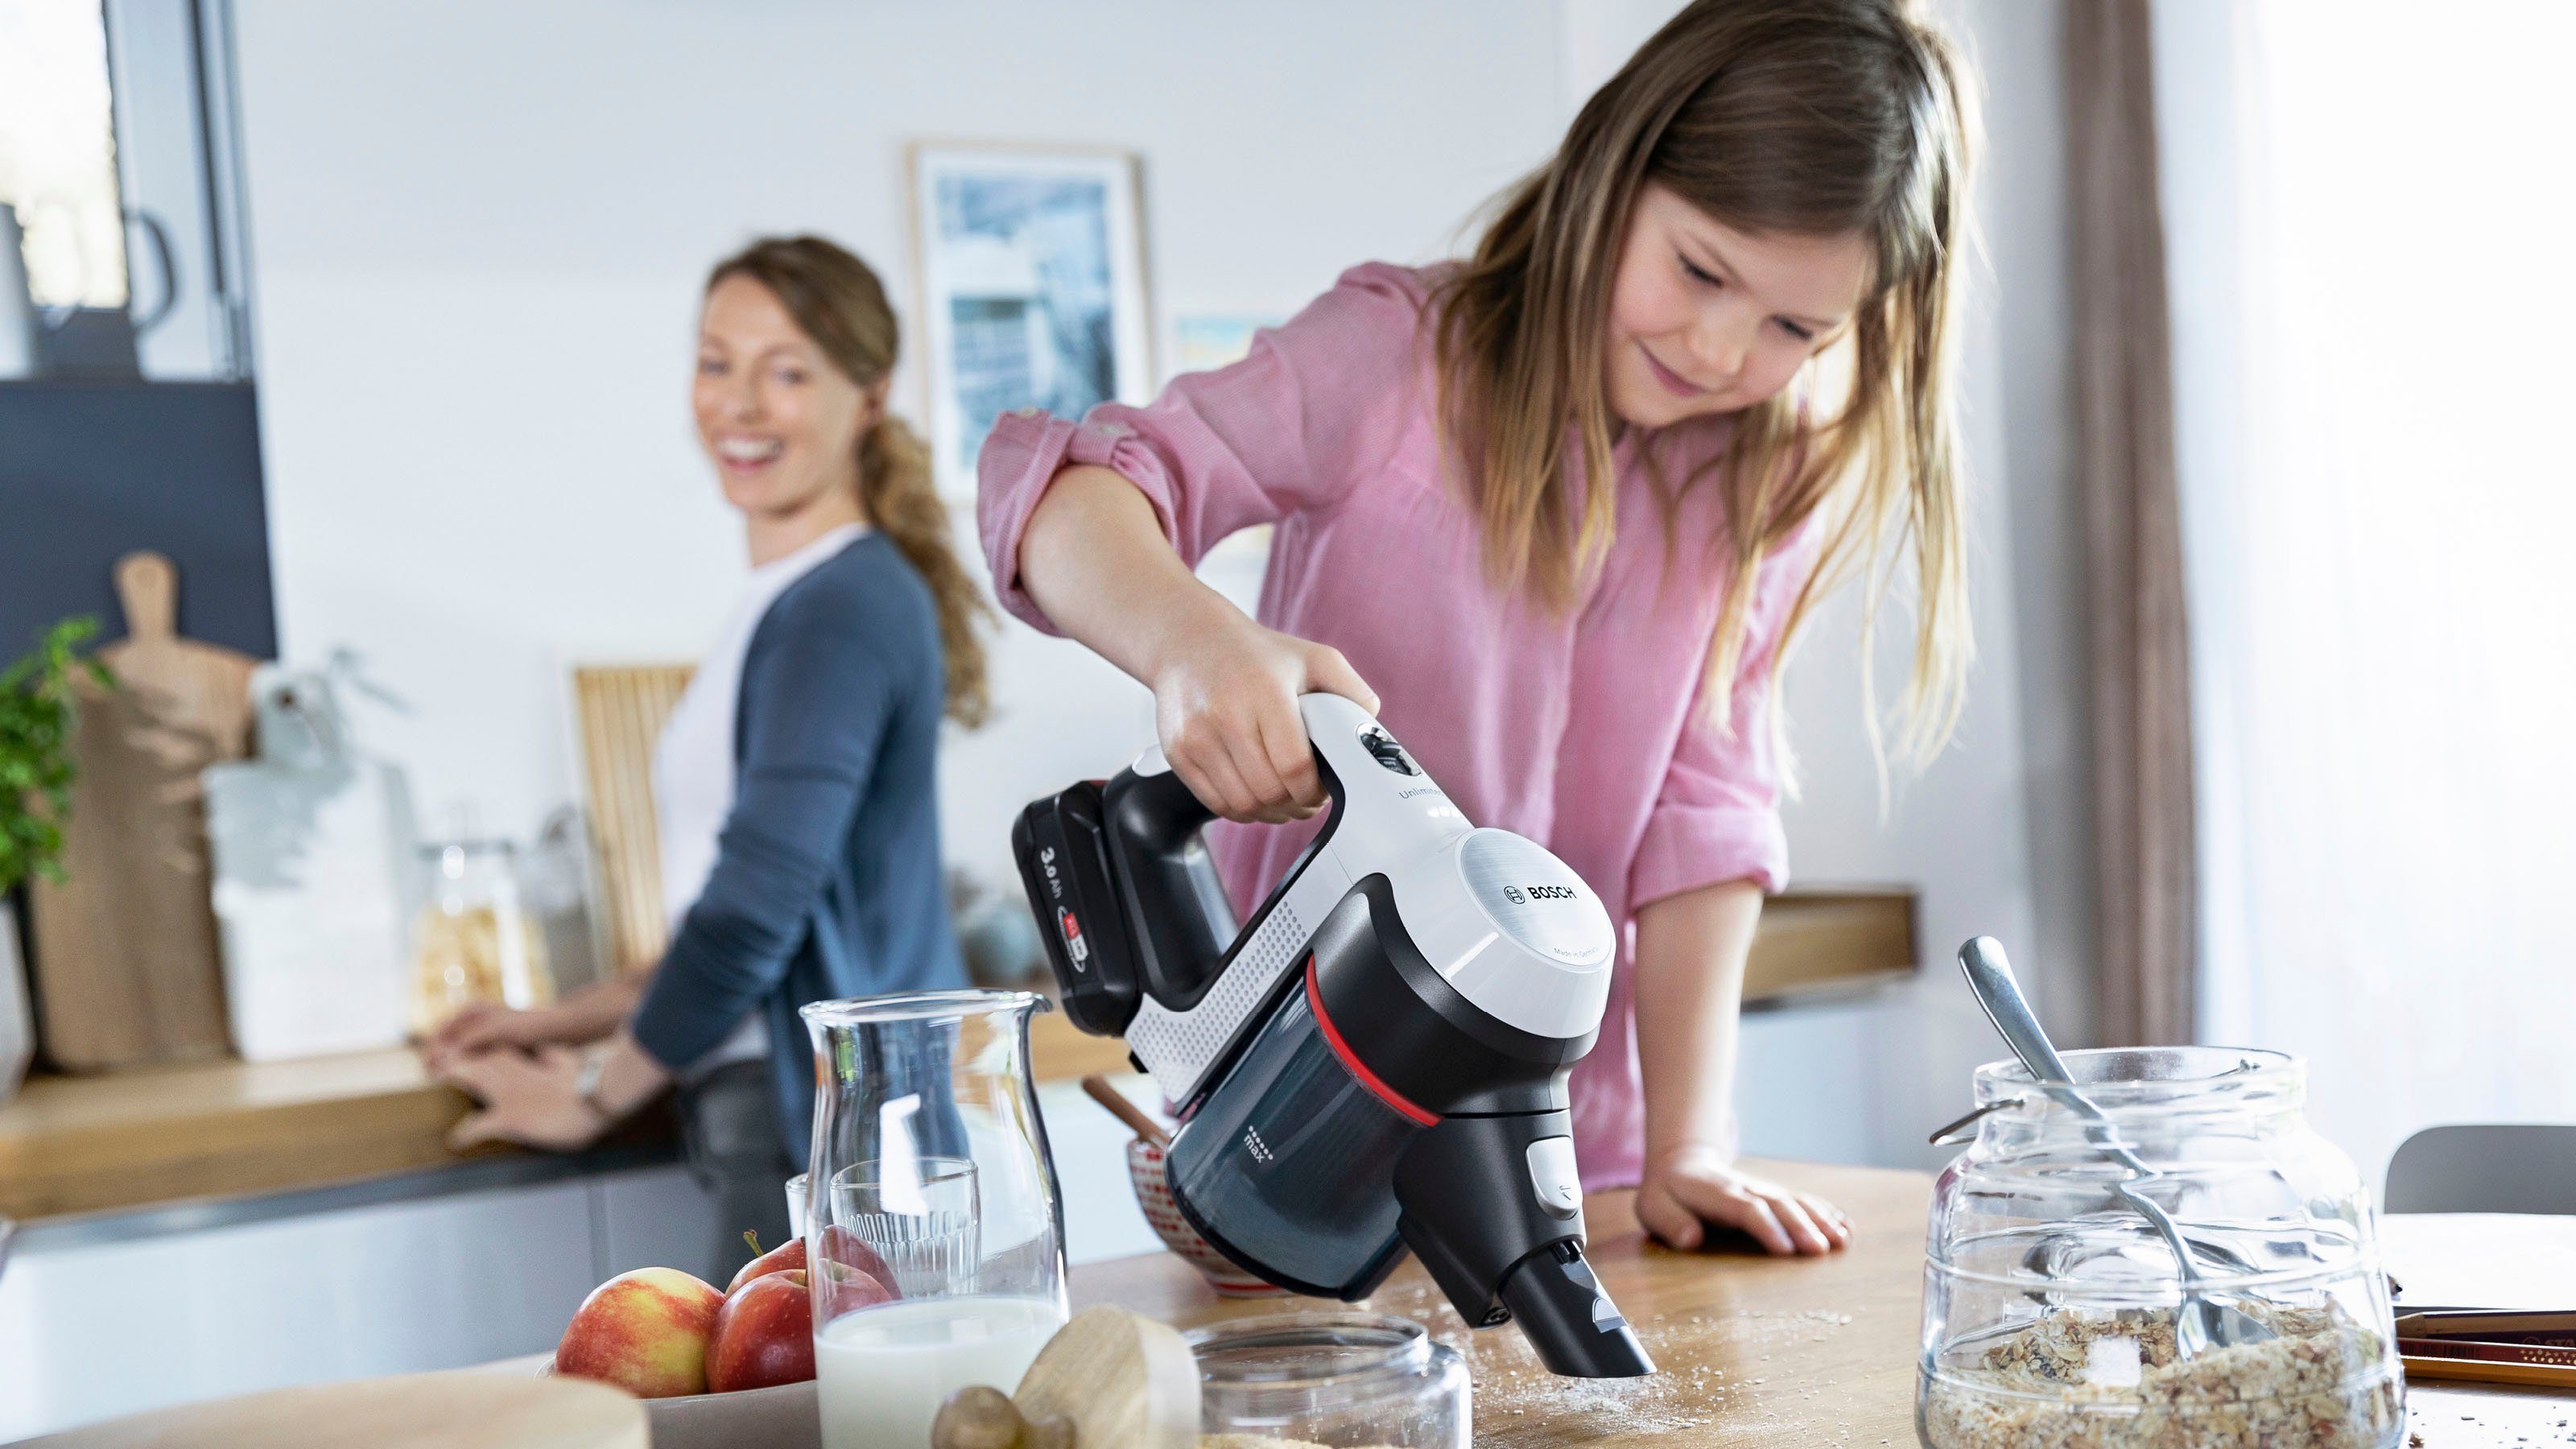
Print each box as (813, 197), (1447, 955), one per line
(2066, 0), (2198, 1046)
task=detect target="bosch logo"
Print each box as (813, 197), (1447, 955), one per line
(1503, 886), (1526, 904)
(1524, 885), (1578, 901)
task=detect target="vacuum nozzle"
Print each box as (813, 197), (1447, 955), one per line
(1496, 1240), (1656, 1377)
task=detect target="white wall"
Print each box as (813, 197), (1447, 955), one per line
(234, 0), (1562, 889)
(235, 0), (2085, 1171)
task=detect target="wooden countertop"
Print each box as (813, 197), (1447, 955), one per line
(1074, 1159), (1935, 1446)
(1071, 1166), (2576, 1447)
(0, 1012), (1125, 1224)
(0, 889), (1913, 1224)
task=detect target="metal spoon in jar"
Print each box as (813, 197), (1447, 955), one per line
(1955, 936), (2274, 1360)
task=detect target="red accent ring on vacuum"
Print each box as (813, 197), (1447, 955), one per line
(1302, 956), (1440, 1127)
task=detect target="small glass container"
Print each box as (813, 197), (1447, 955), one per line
(1918, 1047), (2402, 1449)
(1189, 1312), (1469, 1448)
(409, 838), (553, 1035)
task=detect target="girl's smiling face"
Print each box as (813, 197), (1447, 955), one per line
(692, 274), (877, 519)
(1604, 183), (1874, 430)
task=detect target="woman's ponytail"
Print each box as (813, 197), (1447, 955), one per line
(857, 411), (992, 729)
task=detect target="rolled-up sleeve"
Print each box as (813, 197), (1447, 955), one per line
(1629, 522), (1825, 907)
(976, 262), (1428, 635)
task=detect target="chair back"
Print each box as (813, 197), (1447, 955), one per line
(2385, 1123), (2576, 1214)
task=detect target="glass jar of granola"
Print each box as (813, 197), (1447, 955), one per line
(1918, 1047), (2401, 1449)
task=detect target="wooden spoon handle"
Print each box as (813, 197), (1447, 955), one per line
(1081, 1074), (1170, 1149)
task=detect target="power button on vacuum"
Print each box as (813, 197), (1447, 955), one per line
(1526, 1135), (1581, 1218)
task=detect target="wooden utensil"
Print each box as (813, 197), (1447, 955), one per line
(1081, 1073), (1170, 1148)
(931, 1306), (1198, 1449)
(29, 551), (254, 1070)
(9, 1370), (646, 1448)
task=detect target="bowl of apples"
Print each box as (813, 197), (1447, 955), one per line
(545, 1228), (900, 1449)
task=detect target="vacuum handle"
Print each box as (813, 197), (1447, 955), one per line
(1103, 694), (1380, 1010)
(1102, 763), (1241, 1006)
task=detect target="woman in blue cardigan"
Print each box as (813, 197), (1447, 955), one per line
(429, 236), (990, 1256)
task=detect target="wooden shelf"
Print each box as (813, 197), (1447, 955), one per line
(0, 886), (1913, 1224)
(1740, 885), (1919, 1005)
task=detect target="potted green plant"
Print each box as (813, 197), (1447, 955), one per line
(1, 618), (113, 1101)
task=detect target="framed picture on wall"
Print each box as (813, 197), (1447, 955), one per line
(906, 142), (1155, 495)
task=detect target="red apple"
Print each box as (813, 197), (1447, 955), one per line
(726, 1231), (804, 1294)
(554, 1266), (724, 1398)
(707, 1269), (815, 1392)
(812, 1252), (899, 1322)
(728, 1227), (902, 1301)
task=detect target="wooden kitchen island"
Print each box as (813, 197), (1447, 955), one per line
(1075, 1160), (2576, 1447)
(1076, 1158), (1935, 1446)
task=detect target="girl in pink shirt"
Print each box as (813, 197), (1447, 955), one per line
(981, 0), (1975, 1257)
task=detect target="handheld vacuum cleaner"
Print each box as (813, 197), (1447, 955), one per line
(1013, 693), (1655, 1377)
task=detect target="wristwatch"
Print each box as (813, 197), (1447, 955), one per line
(573, 1043), (613, 1121)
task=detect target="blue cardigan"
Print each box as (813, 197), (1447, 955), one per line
(628, 533), (966, 1165)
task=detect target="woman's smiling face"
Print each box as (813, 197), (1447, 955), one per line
(1604, 183), (1873, 430)
(691, 274), (876, 519)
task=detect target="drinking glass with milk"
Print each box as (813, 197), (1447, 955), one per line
(799, 992), (1069, 1449)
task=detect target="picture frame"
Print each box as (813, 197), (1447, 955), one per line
(905, 141), (1156, 496)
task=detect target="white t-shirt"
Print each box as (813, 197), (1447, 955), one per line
(651, 522), (868, 1072)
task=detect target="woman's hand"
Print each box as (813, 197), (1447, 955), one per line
(1637, 1143), (1852, 1257)
(1150, 614), (1378, 824)
(424, 1002), (572, 1069)
(436, 1045), (609, 1152)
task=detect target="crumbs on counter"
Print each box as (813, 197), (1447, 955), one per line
(1356, 1276), (1864, 1445)
(1199, 1439), (1392, 1449)
(1921, 1305), (2402, 1449)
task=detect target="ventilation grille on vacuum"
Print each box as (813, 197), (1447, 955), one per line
(1130, 903), (1306, 1101)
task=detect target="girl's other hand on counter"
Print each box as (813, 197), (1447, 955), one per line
(1639, 1144), (1852, 1257)
(1151, 614), (1378, 825)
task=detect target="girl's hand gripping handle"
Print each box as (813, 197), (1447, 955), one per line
(1150, 614), (1378, 825)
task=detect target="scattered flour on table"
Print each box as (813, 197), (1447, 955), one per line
(1359, 1280), (1861, 1445)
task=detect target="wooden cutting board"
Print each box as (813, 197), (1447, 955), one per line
(28, 551), (255, 1070)
(7, 1371), (646, 1449)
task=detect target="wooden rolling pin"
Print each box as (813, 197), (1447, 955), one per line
(931, 1307), (1195, 1449)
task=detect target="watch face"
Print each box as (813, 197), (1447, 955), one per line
(1357, 724), (1420, 776)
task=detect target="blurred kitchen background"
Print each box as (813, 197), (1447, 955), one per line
(2, 0), (2568, 1438)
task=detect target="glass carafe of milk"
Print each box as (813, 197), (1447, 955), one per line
(800, 990), (1068, 1449)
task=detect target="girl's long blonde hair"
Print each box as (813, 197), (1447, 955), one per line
(708, 237), (994, 728)
(1430, 0), (1977, 768)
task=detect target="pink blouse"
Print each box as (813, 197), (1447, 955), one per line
(978, 262), (1818, 1190)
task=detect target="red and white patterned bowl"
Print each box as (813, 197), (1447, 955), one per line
(1126, 1136), (1286, 1298)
